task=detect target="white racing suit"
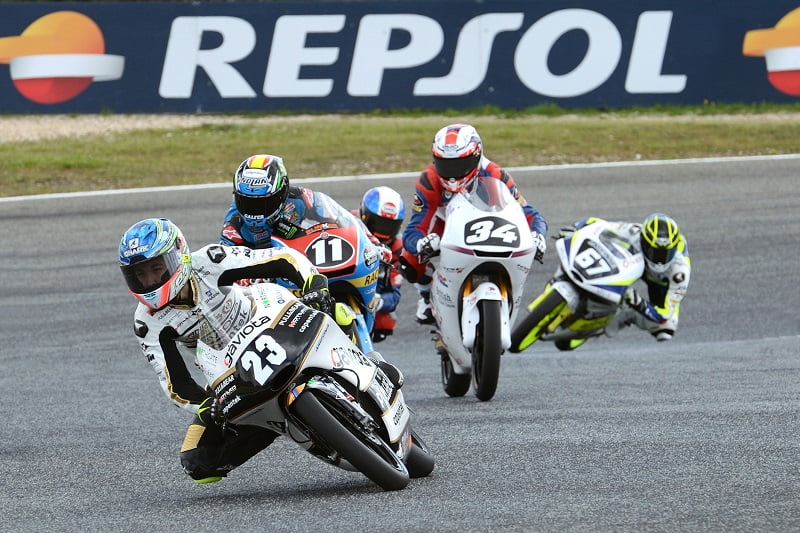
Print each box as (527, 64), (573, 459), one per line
(572, 218), (691, 341)
(131, 244), (320, 481)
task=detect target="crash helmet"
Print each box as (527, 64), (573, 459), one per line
(640, 213), (681, 274)
(233, 154), (290, 229)
(431, 123), (483, 193)
(119, 218), (192, 311)
(359, 186), (405, 243)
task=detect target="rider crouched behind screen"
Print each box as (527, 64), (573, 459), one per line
(398, 123), (548, 325)
(356, 186), (406, 342)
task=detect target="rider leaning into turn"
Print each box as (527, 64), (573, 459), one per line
(399, 123), (548, 324)
(561, 213), (691, 345)
(119, 217), (401, 484)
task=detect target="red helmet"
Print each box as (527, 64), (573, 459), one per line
(431, 124), (483, 193)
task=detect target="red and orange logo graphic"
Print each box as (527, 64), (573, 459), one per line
(743, 7), (800, 96)
(0, 11), (124, 104)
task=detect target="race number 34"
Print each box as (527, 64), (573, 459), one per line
(465, 216), (520, 246)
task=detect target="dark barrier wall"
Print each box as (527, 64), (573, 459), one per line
(2, 1), (800, 113)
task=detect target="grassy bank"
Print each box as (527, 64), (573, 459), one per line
(2, 105), (799, 197)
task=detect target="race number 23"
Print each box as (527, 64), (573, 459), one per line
(465, 217), (519, 246)
(241, 335), (287, 385)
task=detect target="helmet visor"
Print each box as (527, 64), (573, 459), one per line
(643, 245), (676, 266)
(235, 191), (286, 222)
(434, 155), (478, 179)
(364, 212), (402, 241)
(121, 250), (183, 295)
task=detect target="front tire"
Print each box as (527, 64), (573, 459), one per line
(509, 290), (567, 353)
(405, 430), (435, 478)
(472, 300), (503, 401)
(293, 391), (410, 491)
(441, 348), (471, 397)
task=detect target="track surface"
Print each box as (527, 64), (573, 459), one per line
(1, 157), (798, 531)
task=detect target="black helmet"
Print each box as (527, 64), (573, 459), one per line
(233, 154), (290, 225)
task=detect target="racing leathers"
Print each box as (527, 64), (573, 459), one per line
(571, 217), (691, 340)
(372, 234), (403, 342)
(400, 157), (548, 288)
(132, 244), (322, 481)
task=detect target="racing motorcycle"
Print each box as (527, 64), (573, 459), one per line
(424, 177), (536, 401)
(509, 219), (645, 353)
(270, 191), (385, 354)
(195, 281), (434, 491)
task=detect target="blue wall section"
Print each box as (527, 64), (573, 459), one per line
(1, 1), (799, 113)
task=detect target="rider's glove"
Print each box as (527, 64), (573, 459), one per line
(372, 294), (384, 313)
(416, 233), (441, 260)
(301, 273), (333, 315)
(623, 287), (647, 315)
(197, 396), (225, 426)
(378, 244), (393, 264)
(532, 232), (546, 263)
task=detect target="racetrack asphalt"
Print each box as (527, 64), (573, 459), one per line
(1, 156), (798, 532)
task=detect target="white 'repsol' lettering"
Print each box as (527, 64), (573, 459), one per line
(158, 10), (685, 100)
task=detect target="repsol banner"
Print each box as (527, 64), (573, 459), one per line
(2, 1), (800, 113)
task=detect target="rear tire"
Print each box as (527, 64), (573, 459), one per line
(472, 300), (503, 401)
(293, 391), (410, 491)
(509, 290), (567, 353)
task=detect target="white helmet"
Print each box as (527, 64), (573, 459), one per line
(431, 123), (483, 193)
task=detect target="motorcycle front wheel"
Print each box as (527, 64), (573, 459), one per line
(404, 430), (435, 479)
(293, 390), (410, 491)
(509, 289), (567, 353)
(440, 349), (471, 397)
(472, 299), (503, 401)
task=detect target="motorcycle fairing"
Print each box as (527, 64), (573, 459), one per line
(270, 192), (381, 347)
(557, 226), (644, 303)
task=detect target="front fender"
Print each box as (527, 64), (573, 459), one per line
(461, 282), (510, 350)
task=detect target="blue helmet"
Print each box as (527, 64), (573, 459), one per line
(359, 186), (405, 243)
(119, 218), (191, 311)
(233, 154), (290, 232)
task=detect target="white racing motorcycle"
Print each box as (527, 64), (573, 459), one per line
(194, 282), (434, 491)
(509, 219), (645, 353)
(423, 177), (536, 401)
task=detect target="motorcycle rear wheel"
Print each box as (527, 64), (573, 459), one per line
(294, 391), (410, 491)
(509, 290), (567, 353)
(472, 299), (503, 401)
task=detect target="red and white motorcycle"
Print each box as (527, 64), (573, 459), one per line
(423, 177), (537, 401)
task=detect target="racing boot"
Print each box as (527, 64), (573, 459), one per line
(365, 351), (404, 390)
(415, 291), (434, 325)
(653, 329), (674, 342)
(334, 302), (358, 345)
(554, 338), (587, 351)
